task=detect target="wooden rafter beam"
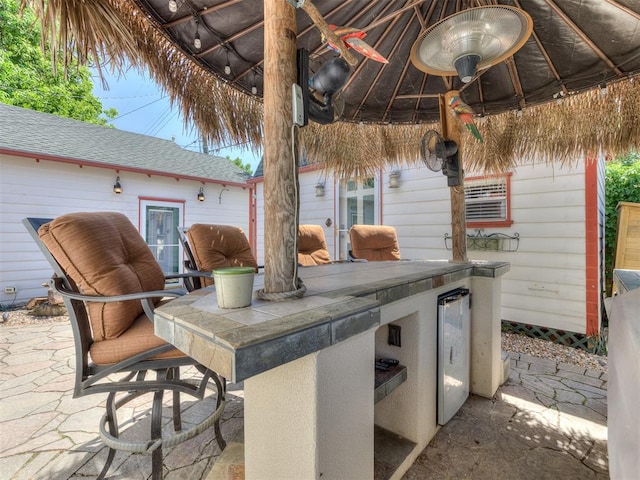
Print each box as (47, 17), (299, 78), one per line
(605, 0), (640, 21)
(543, 0), (624, 77)
(308, 0), (376, 60)
(346, 1), (400, 119)
(225, 0), (367, 89)
(512, 0), (567, 97)
(381, 11), (422, 122)
(396, 93), (442, 99)
(504, 57), (526, 108)
(235, 0), (354, 84)
(299, 0), (358, 65)
(162, 0), (244, 29)
(196, 19), (262, 58)
(363, 0), (431, 32)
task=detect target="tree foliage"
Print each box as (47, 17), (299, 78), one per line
(0, 0), (116, 124)
(228, 156), (253, 175)
(604, 151), (640, 295)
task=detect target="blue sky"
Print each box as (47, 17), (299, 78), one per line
(91, 66), (262, 172)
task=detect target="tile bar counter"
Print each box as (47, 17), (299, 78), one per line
(155, 260), (509, 480)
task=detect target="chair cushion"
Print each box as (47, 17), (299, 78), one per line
(186, 224), (257, 287)
(298, 224), (331, 266)
(349, 225), (401, 261)
(38, 212), (166, 341)
(90, 313), (185, 365)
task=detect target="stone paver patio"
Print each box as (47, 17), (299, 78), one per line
(0, 321), (608, 479)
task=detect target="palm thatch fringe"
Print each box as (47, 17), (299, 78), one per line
(24, 1), (640, 177)
(302, 78), (640, 176)
(24, 0), (264, 151)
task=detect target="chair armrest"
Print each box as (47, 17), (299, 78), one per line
(170, 270), (213, 292)
(51, 277), (182, 302)
(50, 276), (183, 321)
(165, 271), (213, 281)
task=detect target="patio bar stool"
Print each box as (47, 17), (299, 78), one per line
(298, 224), (331, 266)
(178, 223), (258, 291)
(349, 224), (401, 261)
(23, 212), (226, 480)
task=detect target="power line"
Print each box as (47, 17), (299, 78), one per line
(114, 96), (168, 119)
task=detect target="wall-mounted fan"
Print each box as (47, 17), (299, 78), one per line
(420, 130), (462, 186)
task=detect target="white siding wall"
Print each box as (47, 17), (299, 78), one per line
(384, 160), (592, 333)
(254, 181), (265, 264)
(240, 157), (602, 335)
(253, 170), (335, 265)
(381, 164), (453, 259)
(290, 159), (597, 334)
(0, 154), (251, 304)
(497, 161), (588, 333)
(298, 174), (336, 258)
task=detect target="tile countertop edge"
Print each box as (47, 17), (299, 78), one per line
(470, 261), (511, 278)
(215, 296), (380, 350)
(154, 260), (510, 382)
(232, 304), (381, 382)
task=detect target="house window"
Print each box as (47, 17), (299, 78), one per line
(464, 174), (513, 227)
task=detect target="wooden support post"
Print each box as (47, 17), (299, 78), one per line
(262, 0), (298, 293)
(440, 90), (468, 263)
(299, 1), (358, 66)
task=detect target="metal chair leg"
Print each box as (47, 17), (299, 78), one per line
(170, 367), (182, 431)
(212, 374), (227, 450)
(151, 388), (165, 480)
(97, 391), (119, 480)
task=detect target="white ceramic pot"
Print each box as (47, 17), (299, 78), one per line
(213, 267), (255, 308)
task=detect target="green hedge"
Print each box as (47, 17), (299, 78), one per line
(604, 152), (640, 296)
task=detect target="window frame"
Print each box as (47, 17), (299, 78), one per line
(139, 198), (185, 280)
(464, 173), (513, 228)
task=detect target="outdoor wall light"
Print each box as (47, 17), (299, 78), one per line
(113, 176), (123, 194)
(167, 0), (177, 13)
(219, 187), (229, 204)
(197, 187), (205, 202)
(315, 182), (325, 197)
(389, 171), (401, 188)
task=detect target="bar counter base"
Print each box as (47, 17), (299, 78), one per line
(156, 261), (510, 480)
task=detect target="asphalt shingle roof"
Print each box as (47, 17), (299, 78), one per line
(0, 103), (249, 184)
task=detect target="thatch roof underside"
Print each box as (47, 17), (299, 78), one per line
(24, 0), (640, 177)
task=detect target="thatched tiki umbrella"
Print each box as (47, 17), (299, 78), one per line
(24, 0), (640, 295)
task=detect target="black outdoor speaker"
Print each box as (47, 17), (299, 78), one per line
(296, 48), (350, 125)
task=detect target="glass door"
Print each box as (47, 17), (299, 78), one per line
(337, 176), (378, 260)
(140, 200), (183, 281)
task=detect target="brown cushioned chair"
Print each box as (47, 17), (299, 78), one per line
(24, 213), (226, 480)
(178, 224), (258, 290)
(298, 224), (331, 266)
(349, 224), (401, 261)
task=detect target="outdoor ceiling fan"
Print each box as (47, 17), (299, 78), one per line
(410, 6), (533, 83)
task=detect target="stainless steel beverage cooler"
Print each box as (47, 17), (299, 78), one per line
(437, 288), (471, 425)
